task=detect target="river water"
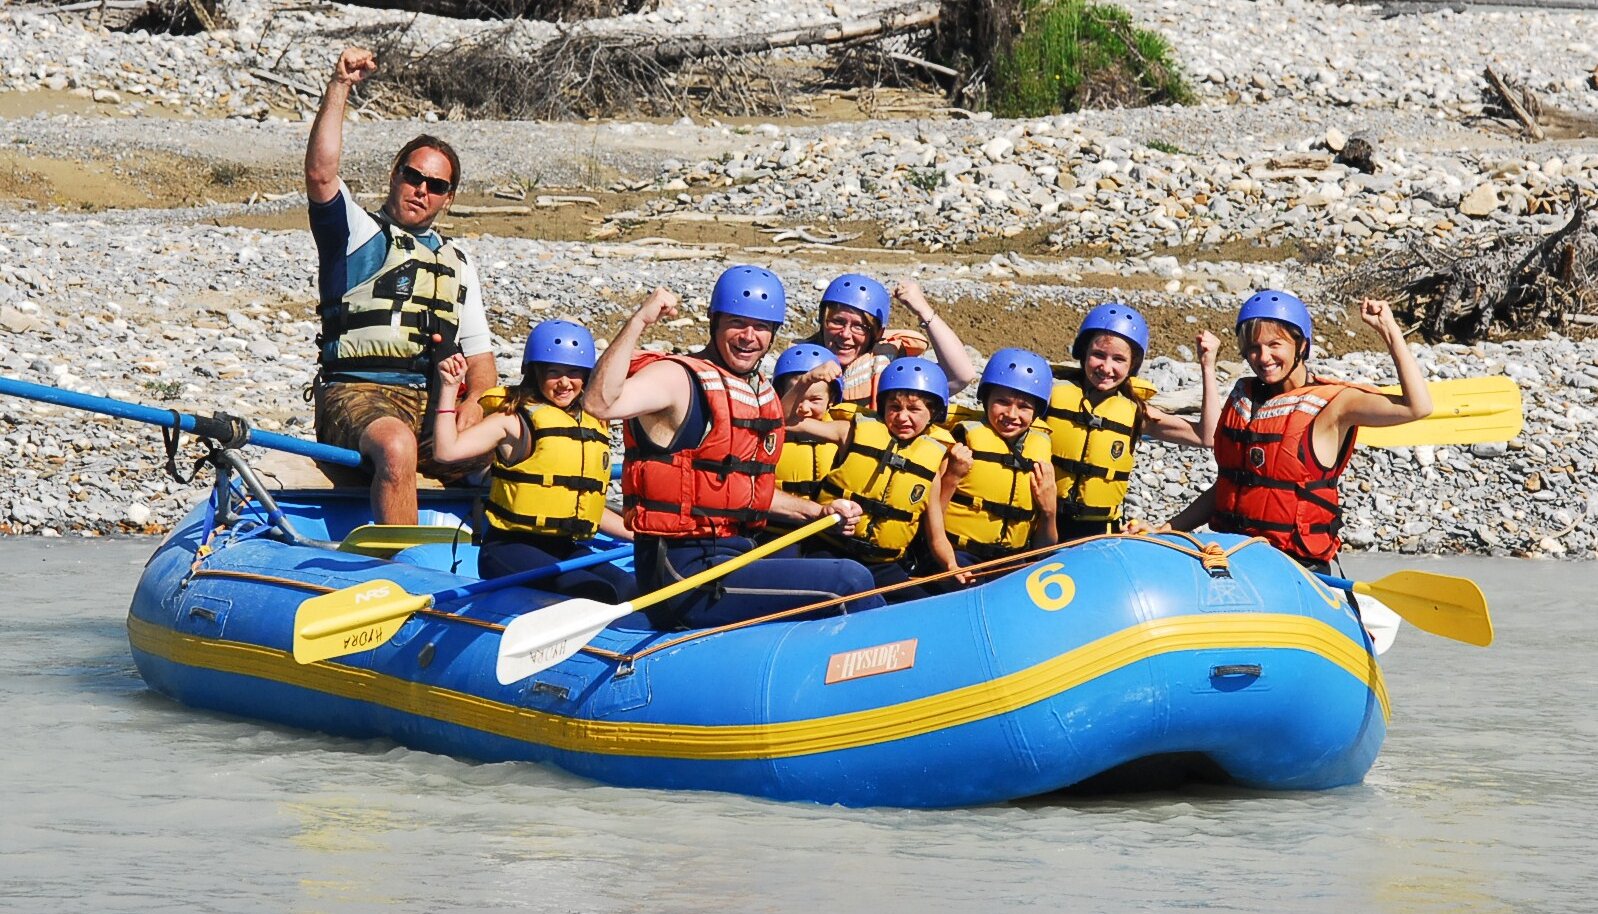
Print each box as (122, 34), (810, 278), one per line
(1, 537), (1593, 914)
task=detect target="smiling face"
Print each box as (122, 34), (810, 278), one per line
(711, 315), (777, 375)
(1238, 319), (1307, 389)
(536, 364), (587, 409)
(786, 378), (834, 420)
(983, 390), (1038, 442)
(820, 304), (877, 367)
(385, 146), (456, 232)
(880, 391), (934, 441)
(1081, 332), (1136, 394)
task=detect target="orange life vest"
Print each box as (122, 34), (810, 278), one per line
(621, 353), (785, 539)
(1211, 378), (1359, 564)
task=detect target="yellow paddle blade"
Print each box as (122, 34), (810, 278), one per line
(1354, 570), (1493, 647)
(1360, 376), (1523, 448)
(292, 579), (432, 664)
(336, 524), (468, 558)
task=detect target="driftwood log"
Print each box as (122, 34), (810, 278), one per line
(374, 0), (941, 119)
(1331, 200), (1598, 343)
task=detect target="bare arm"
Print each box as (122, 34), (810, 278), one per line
(454, 351), (497, 431)
(1325, 297), (1433, 433)
(584, 288), (683, 422)
(598, 507), (632, 541)
(894, 280), (976, 394)
(1196, 330), (1221, 448)
(921, 463), (964, 580)
(431, 355), (517, 462)
(305, 48), (376, 205)
(788, 417), (852, 445)
(1029, 458), (1058, 547)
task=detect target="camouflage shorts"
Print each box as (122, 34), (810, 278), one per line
(313, 381), (489, 483)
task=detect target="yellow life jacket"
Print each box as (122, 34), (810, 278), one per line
(775, 433), (839, 500)
(318, 212), (469, 375)
(484, 402), (612, 539)
(1045, 371), (1151, 523)
(818, 415), (947, 562)
(944, 420), (1053, 558)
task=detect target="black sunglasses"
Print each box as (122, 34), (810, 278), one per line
(398, 164), (453, 196)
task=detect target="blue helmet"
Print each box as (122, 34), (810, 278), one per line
(1073, 303), (1150, 368)
(773, 343), (843, 403)
(1238, 289), (1312, 357)
(710, 264), (786, 326)
(522, 319), (596, 371)
(978, 347), (1052, 407)
(876, 356), (949, 421)
(819, 273), (890, 333)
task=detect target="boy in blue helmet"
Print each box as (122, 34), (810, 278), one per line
(584, 268), (882, 628)
(805, 274), (977, 408)
(1146, 292), (1431, 572)
(1049, 303), (1221, 541)
(938, 348), (1059, 581)
(431, 321), (636, 602)
(777, 356), (959, 602)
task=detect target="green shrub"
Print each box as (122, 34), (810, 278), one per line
(991, 0), (1192, 118)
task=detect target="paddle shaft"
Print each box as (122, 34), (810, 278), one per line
(296, 544), (637, 640)
(0, 375), (364, 467)
(624, 513), (842, 615)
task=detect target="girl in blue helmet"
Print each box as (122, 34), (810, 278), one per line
(937, 348), (1058, 581)
(804, 274), (977, 409)
(432, 320), (637, 601)
(777, 355), (960, 602)
(1048, 303), (1222, 541)
(1148, 291), (1431, 572)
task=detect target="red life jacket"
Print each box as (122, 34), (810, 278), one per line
(1211, 377), (1360, 564)
(621, 353), (785, 538)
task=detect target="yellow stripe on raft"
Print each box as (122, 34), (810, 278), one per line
(127, 612), (1387, 761)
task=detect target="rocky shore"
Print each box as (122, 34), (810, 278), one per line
(0, 0), (1595, 558)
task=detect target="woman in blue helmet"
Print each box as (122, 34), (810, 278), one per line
(1047, 303), (1221, 541)
(938, 348), (1058, 581)
(1148, 291), (1431, 572)
(584, 267), (882, 628)
(804, 274), (977, 408)
(432, 320), (637, 601)
(775, 355), (959, 602)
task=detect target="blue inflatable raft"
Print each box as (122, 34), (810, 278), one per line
(127, 489), (1387, 808)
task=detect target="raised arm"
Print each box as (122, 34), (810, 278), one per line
(1324, 298), (1433, 434)
(1196, 329), (1221, 448)
(430, 354), (517, 463)
(584, 288), (683, 422)
(893, 280), (977, 395)
(305, 47), (376, 205)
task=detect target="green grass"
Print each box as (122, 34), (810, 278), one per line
(991, 0), (1192, 118)
(1145, 138), (1188, 155)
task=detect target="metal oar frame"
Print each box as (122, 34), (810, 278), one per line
(161, 410), (327, 550)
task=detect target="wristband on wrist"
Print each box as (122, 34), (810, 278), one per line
(436, 409), (456, 415)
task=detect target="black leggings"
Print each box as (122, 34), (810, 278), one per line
(478, 532), (638, 603)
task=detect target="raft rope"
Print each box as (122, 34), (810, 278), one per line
(187, 530), (1271, 667)
(579, 530), (1270, 666)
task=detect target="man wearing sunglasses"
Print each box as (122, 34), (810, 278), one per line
(304, 46), (497, 526)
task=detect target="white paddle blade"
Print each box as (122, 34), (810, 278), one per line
(495, 598), (635, 685)
(1357, 594), (1403, 656)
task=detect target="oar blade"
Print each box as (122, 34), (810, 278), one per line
(293, 579), (431, 664)
(1362, 376), (1523, 448)
(1358, 570), (1493, 647)
(495, 598), (634, 684)
(337, 524), (468, 558)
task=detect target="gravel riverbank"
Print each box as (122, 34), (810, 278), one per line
(0, 0), (1595, 558)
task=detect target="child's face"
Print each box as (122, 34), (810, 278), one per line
(1240, 321), (1300, 385)
(881, 392), (934, 441)
(984, 391), (1037, 441)
(538, 365), (587, 409)
(1082, 332), (1134, 392)
(793, 379), (833, 420)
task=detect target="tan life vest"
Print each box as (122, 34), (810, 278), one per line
(318, 212), (469, 375)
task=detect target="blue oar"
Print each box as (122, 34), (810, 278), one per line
(0, 374), (364, 467)
(293, 544), (636, 663)
(0, 375), (625, 479)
